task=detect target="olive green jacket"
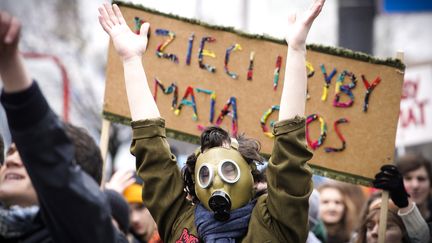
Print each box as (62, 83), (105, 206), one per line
(131, 117), (313, 243)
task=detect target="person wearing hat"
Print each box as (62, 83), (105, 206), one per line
(124, 183), (162, 243)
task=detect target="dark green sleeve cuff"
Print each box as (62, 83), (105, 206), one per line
(131, 117), (166, 139)
(272, 116), (306, 136)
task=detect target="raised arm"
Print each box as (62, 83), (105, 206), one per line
(98, 3), (159, 121)
(279, 0), (324, 120)
(0, 11), (31, 92)
(1, 11), (121, 242)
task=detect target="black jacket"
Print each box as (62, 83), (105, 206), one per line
(1, 82), (127, 243)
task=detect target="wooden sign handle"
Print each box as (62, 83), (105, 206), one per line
(378, 191), (389, 243)
(99, 119), (111, 189)
(379, 50), (405, 243)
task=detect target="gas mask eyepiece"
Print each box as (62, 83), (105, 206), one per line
(209, 191), (231, 221)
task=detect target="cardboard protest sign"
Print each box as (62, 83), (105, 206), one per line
(103, 3), (405, 185)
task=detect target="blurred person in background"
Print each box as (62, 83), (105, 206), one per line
(123, 182), (162, 243)
(318, 182), (356, 243)
(105, 189), (132, 237)
(106, 170), (162, 243)
(307, 189), (327, 243)
(396, 153), (432, 222)
(0, 10), (127, 242)
(355, 197), (410, 243)
(370, 164), (430, 243)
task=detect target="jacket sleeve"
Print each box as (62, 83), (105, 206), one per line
(130, 118), (190, 241)
(0, 81), (118, 243)
(266, 116), (313, 242)
(398, 203), (431, 243)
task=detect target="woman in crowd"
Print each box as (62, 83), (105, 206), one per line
(318, 182), (356, 243)
(355, 195), (410, 243)
(396, 153), (432, 222)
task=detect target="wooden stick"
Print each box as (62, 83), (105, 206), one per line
(378, 50), (405, 243)
(99, 119), (111, 188)
(395, 50), (406, 157)
(378, 191), (389, 243)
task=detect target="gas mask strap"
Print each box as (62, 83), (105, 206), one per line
(194, 147), (201, 157)
(230, 137), (239, 150)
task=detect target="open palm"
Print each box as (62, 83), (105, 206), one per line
(98, 3), (149, 61)
(286, 0), (324, 51)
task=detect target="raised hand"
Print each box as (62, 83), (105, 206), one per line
(0, 11), (21, 64)
(373, 164), (410, 208)
(279, 0), (324, 120)
(0, 11), (31, 92)
(98, 3), (150, 61)
(286, 0), (324, 51)
(105, 170), (136, 194)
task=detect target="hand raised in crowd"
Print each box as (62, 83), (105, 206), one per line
(0, 11), (21, 61)
(373, 164), (410, 208)
(285, 0), (324, 51)
(0, 11), (31, 93)
(105, 170), (136, 194)
(98, 3), (149, 61)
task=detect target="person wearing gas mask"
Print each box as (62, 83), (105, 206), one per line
(98, 0), (325, 241)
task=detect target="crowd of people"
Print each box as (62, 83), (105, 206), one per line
(1, 0), (432, 242)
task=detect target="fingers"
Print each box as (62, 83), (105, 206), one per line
(98, 4), (128, 34)
(379, 164), (400, 177)
(4, 16), (20, 44)
(381, 164), (397, 172)
(124, 176), (136, 188)
(304, 0), (325, 26)
(98, 15), (111, 33)
(0, 11), (20, 45)
(375, 171), (392, 180)
(373, 181), (389, 190)
(112, 170), (134, 181)
(139, 22), (150, 38)
(0, 11), (12, 43)
(287, 13), (296, 25)
(106, 170), (136, 192)
(98, 4), (114, 29)
(104, 2), (119, 25)
(113, 4), (126, 25)
(309, 0), (325, 17)
(373, 175), (391, 190)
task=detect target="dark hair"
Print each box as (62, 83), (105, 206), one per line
(104, 189), (130, 235)
(396, 153), (432, 183)
(64, 123), (103, 185)
(182, 126), (264, 203)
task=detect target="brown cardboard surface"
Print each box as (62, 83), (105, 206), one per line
(104, 5), (404, 182)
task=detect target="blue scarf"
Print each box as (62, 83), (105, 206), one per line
(195, 200), (256, 243)
(0, 205), (39, 238)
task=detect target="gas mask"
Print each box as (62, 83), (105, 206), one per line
(195, 139), (254, 221)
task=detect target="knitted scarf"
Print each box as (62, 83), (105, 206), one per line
(0, 205), (39, 238)
(195, 200), (255, 243)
